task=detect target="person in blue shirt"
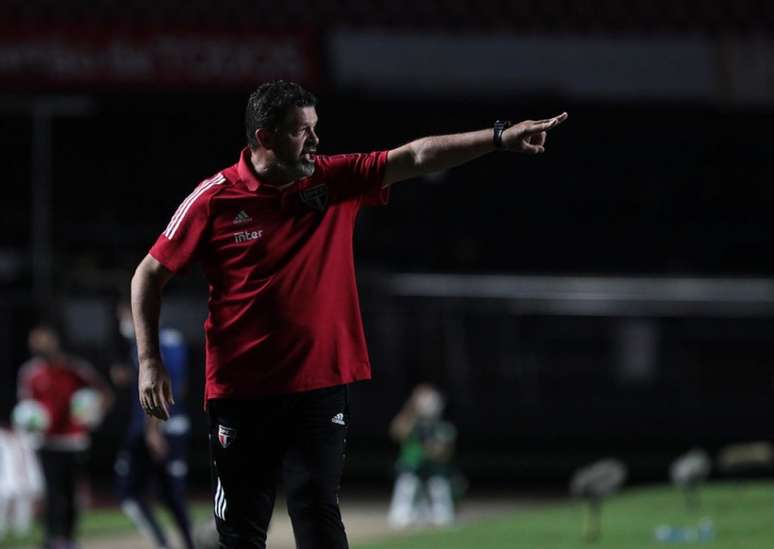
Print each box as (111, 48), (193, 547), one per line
(112, 300), (195, 549)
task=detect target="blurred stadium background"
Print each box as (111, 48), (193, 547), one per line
(2, 1), (774, 547)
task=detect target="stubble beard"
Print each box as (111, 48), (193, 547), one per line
(296, 158), (315, 178)
(274, 153), (315, 182)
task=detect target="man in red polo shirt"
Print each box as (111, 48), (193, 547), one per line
(17, 324), (113, 549)
(131, 80), (567, 548)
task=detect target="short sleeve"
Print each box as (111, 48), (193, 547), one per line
(317, 151), (390, 207)
(149, 173), (225, 273)
(17, 359), (39, 400)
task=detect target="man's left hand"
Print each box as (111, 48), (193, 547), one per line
(503, 112), (568, 154)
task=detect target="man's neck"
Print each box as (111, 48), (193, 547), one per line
(250, 150), (296, 190)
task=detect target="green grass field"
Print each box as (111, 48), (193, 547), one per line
(0, 501), (214, 548)
(3, 481), (773, 548)
(356, 481), (774, 549)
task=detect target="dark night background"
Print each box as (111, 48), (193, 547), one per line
(1, 0), (774, 496)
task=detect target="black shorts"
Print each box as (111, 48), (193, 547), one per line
(208, 385), (350, 549)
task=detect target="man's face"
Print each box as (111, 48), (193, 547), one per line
(28, 326), (60, 358)
(271, 106), (319, 180)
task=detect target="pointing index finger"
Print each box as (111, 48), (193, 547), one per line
(540, 112), (568, 130)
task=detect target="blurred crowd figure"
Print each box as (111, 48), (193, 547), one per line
(387, 384), (461, 528)
(0, 423), (44, 541)
(15, 323), (113, 549)
(111, 300), (195, 549)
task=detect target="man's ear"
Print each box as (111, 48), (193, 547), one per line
(255, 128), (274, 150)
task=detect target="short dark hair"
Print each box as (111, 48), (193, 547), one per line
(245, 81), (317, 149)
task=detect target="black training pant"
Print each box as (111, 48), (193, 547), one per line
(208, 385), (350, 549)
(38, 448), (84, 546)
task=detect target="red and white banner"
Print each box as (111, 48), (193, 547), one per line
(0, 27), (321, 89)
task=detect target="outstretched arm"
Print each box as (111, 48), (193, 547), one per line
(382, 112), (568, 187)
(131, 254), (175, 420)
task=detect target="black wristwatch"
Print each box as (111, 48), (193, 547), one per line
(493, 120), (512, 149)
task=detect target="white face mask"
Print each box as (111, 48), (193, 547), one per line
(119, 318), (135, 339)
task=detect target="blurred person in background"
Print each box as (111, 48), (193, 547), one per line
(111, 300), (195, 549)
(0, 422), (45, 541)
(131, 79), (567, 548)
(387, 384), (459, 528)
(16, 323), (113, 549)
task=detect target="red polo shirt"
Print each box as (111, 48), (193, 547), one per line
(149, 148), (389, 400)
(17, 355), (102, 450)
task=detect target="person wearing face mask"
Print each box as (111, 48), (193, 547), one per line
(16, 323), (113, 549)
(387, 384), (460, 528)
(111, 301), (194, 549)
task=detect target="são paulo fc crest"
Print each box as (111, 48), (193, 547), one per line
(299, 184), (328, 212)
(218, 425), (237, 448)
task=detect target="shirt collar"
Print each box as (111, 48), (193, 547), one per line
(237, 147), (261, 192)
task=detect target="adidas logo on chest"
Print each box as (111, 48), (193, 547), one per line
(232, 210), (252, 225)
